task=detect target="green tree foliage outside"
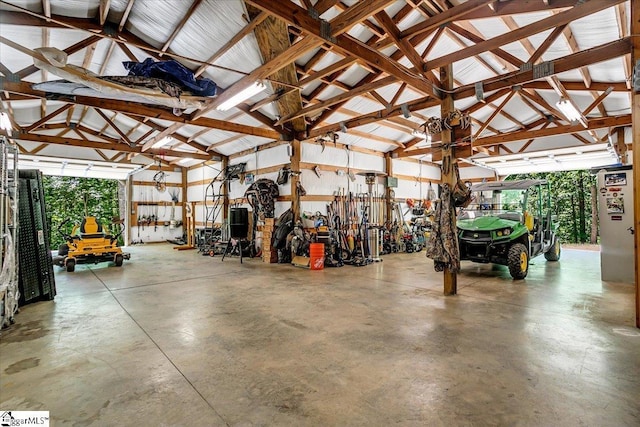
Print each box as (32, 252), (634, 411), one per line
(505, 170), (597, 244)
(43, 176), (122, 249)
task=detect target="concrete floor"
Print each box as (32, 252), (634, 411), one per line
(1, 245), (638, 426)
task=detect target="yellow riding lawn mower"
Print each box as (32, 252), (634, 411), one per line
(54, 216), (130, 272)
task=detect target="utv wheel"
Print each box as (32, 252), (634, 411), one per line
(544, 237), (561, 261)
(58, 244), (69, 256)
(66, 258), (76, 272)
(507, 243), (529, 280)
(114, 253), (124, 267)
(406, 242), (414, 253)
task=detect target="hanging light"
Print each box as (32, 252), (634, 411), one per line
(217, 81), (267, 111)
(555, 97), (581, 122)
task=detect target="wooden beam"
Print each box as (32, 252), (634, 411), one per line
(519, 89), (565, 120)
(94, 148), (110, 161)
(427, 0), (625, 72)
(390, 83), (407, 107)
(453, 37), (631, 99)
(457, 0), (576, 20)
(529, 24), (567, 64)
(374, 10), (424, 72)
(304, 22), (435, 106)
(10, 131), (212, 160)
(134, 128), (154, 145)
(312, 0), (340, 14)
(141, 122), (184, 151)
(473, 115), (631, 147)
(290, 139), (301, 218)
(446, 23), (522, 69)
(0, 62), (16, 79)
(399, 0), (495, 39)
(160, 0), (203, 56)
(118, 0), (135, 31)
(570, 133), (592, 145)
(245, 0), (440, 99)
(583, 87), (613, 116)
(208, 135), (243, 150)
(192, 36), (321, 119)
(0, 78), (283, 139)
(307, 95), (440, 139)
(346, 129), (404, 148)
(76, 124), (120, 144)
(234, 104), (278, 130)
(440, 63), (457, 295)
(328, 0), (396, 36)
(246, 4), (305, 133)
(125, 114), (209, 153)
(187, 127), (211, 143)
(117, 42), (139, 62)
(194, 12), (267, 77)
(299, 57), (356, 87)
(277, 76), (396, 125)
(23, 103), (72, 132)
(13, 34), (102, 79)
(197, 0), (396, 121)
(521, 80), (627, 92)
(29, 143), (48, 155)
(614, 126), (628, 164)
(473, 91), (516, 138)
(94, 109), (133, 145)
(42, 0), (50, 19)
(99, 0), (111, 26)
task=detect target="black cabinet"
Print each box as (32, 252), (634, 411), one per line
(17, 170), (56, 305)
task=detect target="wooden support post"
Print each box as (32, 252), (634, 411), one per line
(615, 127), (628, 164)
(126, 175), (133, 246)
(385, 153), (394, 224)
(631, 0), (640, 328)
(181, 166), (188, 227)
(290, 139), (301, 218)
(441, 63), (457, 296)
(221, 156), (229, 223)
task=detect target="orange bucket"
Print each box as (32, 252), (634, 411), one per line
(309, 243), (325, 270)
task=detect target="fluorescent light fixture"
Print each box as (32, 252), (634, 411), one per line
(216, 81), (267, 111)
(151, 136), (173, 149)
(0, 112), (12, 135)
(178, 157), (194, 165)
(556, 97), (581, 122)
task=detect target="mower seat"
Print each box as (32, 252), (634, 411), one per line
(80, 217), (107, 239)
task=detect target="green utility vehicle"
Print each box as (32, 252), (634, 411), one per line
(457, 179), (561, 279)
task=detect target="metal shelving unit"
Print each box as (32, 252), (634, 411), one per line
(0, 136), (19, 328)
